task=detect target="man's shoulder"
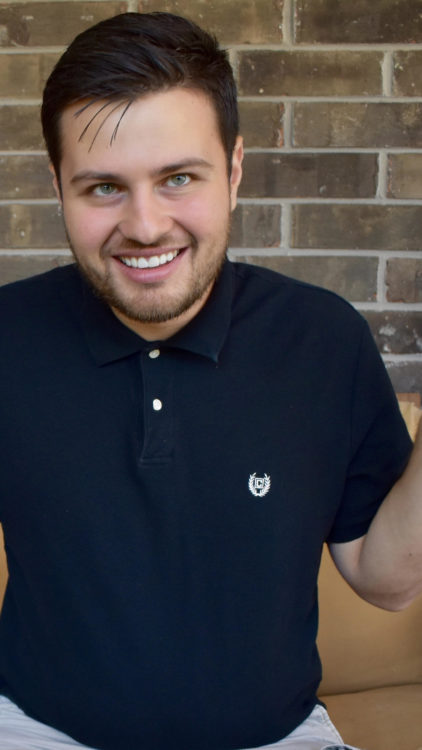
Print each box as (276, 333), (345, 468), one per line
(0, 265), (82, 349)
(0, 263), (80, 308)
(230, 260), (362, 323)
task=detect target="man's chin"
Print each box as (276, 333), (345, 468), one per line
(111, 300), (193, 325)
(78, 267), (205, 324)
(72, 248), (226, 326)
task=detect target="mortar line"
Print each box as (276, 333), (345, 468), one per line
(0, 199), (58, 205)
(0, 249), (71, 256)
(227, 249), (422, 258)
(230, 43), (422, 51)
(0, 47), (65, 54)
(377, 254), (387, 304)
(282, 0), (294, 47)
(282, 101), (293, 148)
(354, 302), (422, 311)
(376, 152), (389, 199)
(229, 49), (239, 83)
(238, 96), (422, 103)
(236, 198), (422, 206)
(0, 150), (47, 156)
(383, 353), (422, 361)
(281, 203), (292, 250)
(382, 50), (394, 96)
(241, 150), (422, 156)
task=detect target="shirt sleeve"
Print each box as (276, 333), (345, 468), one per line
(327, 320), (413, 544)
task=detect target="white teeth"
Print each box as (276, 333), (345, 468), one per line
(119, 249), (179, 269)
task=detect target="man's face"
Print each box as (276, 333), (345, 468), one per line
(53, 88), (243, 339)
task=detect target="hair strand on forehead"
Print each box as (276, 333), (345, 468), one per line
(76, 101), (111, 143)
(87, 101), (128, 152)
(75, 100), (134, 152)
(110, 101), (133, 145)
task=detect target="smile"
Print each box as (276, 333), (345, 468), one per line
(118, 250), (180, 269)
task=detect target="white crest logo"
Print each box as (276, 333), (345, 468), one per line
(248, 473), (271, 498)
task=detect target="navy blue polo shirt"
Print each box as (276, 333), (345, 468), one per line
(0, 261), (412, 750)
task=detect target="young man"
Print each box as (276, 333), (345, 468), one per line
(0, 11), (421, 750)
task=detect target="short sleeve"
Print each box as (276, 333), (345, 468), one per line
(327, 321), (413, 544)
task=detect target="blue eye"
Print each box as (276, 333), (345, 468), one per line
(166, 174), (191, 188)
(93, 183), (117, 196)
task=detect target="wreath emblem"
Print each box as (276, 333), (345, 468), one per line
(248, 473), (271, 498)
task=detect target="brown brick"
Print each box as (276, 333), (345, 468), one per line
(0, 155), (54, 199)
(295, 0), (422, 44)
(388, 154), (422, 199)
(239, 102), (284, 148)
(364, 311), (422, 355)
(0, 105), (44, 150)
(239, 153), (377, 199)
(0, 254), (71, 287)
(238, 51), (382, 97)
(294, 103), (422, 148)
(394, 51), (422, 96)
(292, 205), (422, 251)
(0, 53), (59, 98)
(386, 362), (422, 394)
(386, 258), (422, 303)
(235, 255), (377, 302)
(0, 205), (67, 249)
(0, 3), (127, 47)
(230, 205), (281, 248)
(138, 0), (284, 44)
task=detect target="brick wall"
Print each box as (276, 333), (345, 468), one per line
(1, 0), (422, 389)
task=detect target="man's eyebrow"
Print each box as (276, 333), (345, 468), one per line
(154, 158), (214, 176)
(70, 171), (123, 185)
(70, 159), (214, 186)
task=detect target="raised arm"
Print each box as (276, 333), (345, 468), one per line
(330, 422), (422, 611)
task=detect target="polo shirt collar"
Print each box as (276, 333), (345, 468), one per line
(82, 259), (233, 366)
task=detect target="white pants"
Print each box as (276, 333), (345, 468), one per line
(0, 695), (363, 750)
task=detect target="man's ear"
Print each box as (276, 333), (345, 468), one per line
(229, 136), (243, 211)
(49, 163), (62, 205)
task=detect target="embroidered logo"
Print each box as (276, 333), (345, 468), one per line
(248, 473), (271, 498)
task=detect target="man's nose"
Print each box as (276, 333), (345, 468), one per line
(119, 189), (173, 245)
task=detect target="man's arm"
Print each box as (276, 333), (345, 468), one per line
(330, 423), (422, 611)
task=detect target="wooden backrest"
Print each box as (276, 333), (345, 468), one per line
(317, 545), (422, 695)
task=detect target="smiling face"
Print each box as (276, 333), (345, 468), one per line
(53, 87), (243, 340)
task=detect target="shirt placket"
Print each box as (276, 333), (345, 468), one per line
(139, 347), (174, 464)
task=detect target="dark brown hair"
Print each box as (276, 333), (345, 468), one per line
(41, 12), (239, 177)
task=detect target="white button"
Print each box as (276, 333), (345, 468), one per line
(149, 349), (160, 359)
(152, 399), (162, 411)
